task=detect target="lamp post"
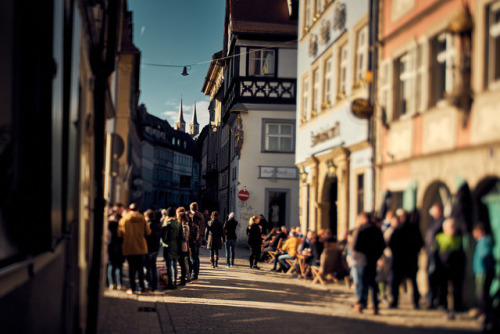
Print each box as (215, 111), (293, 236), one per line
(300, 168), (308, 183)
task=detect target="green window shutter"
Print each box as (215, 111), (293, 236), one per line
(403, 180), (418, 212)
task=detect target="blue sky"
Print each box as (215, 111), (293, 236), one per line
(128, 0), (226, 129)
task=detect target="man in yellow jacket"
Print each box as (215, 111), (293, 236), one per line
(277, 231), (300, 272)
(118, 203), (151, 294)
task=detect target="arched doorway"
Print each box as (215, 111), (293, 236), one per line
(473, 176), (500, 234)
(421, 181), (450, 237)
(322, 176), (338, 236)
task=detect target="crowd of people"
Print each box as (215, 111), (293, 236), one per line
(345, 204), (494, 327)
(106, 202), (495, 330)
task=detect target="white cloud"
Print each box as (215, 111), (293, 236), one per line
(162, 110), (178, 124)
(140, 26), (146, 37)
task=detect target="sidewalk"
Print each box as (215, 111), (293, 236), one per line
(98, 247), (481, 334)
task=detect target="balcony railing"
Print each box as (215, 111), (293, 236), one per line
(223, 77), (296, 120)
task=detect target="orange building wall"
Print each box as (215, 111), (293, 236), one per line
(382, 0), (474, 58)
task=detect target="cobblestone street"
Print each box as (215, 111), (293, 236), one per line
(98, 248), (481, 334)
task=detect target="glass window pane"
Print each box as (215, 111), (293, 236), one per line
(281, 124), (292, 135)
(280, 137), (292, 151)
(267, 124), (279, 134)
(267, 137), (279, 150)
(263, 51), (274, 75)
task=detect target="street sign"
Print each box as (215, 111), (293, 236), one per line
(238, 189), (250, 201)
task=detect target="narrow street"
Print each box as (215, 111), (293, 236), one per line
(98, 248), (481, 334)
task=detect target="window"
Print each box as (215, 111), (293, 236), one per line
(354, 26), (369, 85)
(396, 53), (412, 119)
(301, 76), (309, 123)
(249, 49), (275, 76)
(357, 174), (364, 214)
(338, 43), (348, 97)
(314, 0), (323, 16)
(323, 56), (332, 105)
(487, 1), (500, 88)
(304, 0), (311, 30)
(262, 120), (295, 153)
(431, 32), (455, 104)
(312, 68), (320, 116)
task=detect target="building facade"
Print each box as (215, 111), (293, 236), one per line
(137, 104), (199, 211)
(296, 0), (373, 237)
(376, 0), (500, 306)
(202, 0), (300, 240)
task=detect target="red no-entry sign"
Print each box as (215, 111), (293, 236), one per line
(238, 189), (250, 201)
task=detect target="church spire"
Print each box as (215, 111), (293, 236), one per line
(189, 101), (200, 136)
(175, 98), (186, 132)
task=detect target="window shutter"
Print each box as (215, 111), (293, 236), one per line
(378, 59), (394, 122)
(416, 39), (429, 112)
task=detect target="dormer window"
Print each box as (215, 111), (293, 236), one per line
(249, 49), (275, 76)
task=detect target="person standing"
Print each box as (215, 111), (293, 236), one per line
(144, 209), (162, 292)
(188, 202), (205, 280)
(353, 212), (385, 314)
(107, 214), (124, 290)
(224, 212), (238, 268)
(425, 203), (445, 309)
(389, 209), (424, 309)
(434, 218), (465, 318)
(472, 222), (494, 324)
(118, 203), (151, 294)
(161, 207), (182, 289)
(206, 211), (224, 268)
(247, 215), (262, 269)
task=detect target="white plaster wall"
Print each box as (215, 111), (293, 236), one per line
(296, 0), (370, 165)
(278, 48), (298, 78)
(234, 108), (300, 242)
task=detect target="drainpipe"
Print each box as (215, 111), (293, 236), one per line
(369, 0), (379, 214)
(312, 156), (320, 231)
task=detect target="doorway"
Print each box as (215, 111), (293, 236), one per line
(266, 189), (289, 229)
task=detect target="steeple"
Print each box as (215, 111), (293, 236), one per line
(175, 98), (186, 132)
(189, 102), (200, 136)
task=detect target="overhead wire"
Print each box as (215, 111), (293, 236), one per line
(141, 39), (298, 69)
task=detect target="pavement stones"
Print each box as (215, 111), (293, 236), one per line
(98, 247), (481, 334)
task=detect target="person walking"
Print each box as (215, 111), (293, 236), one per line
(144, 209), (162, 292)
(118, 203), (151, 294)
(161, 207), (182, 289)
(177, 208), (191, 286)
(353, 212), (385, 314)
(206, 211), (224, 268)
(188, 202), (205, 280)
(247, 215), (262, 269)
(223, 212), (238, 268)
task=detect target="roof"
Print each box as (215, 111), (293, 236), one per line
(136, 105), (198, 156)
(192, 103), (199, 125)
(228, 0), (297, 37)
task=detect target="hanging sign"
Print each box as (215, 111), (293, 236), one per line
(352, 98), (374, 118)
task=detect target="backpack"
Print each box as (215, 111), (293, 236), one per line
(188, 214), (200, 247)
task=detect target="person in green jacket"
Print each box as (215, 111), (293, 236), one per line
(161, 207), (182, 289)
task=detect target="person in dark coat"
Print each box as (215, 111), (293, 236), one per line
(389, 209), (424, 309)
(258, 214), (269, 236)
(107, 214), (124, 290)
(144, 209), (162, 291)
(353, 212), (385, 314)
(247, 215), (262, 269)
(425, 203), (445, 309)
(223, 212), (238, 267)
(205, 211), (225, 268)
